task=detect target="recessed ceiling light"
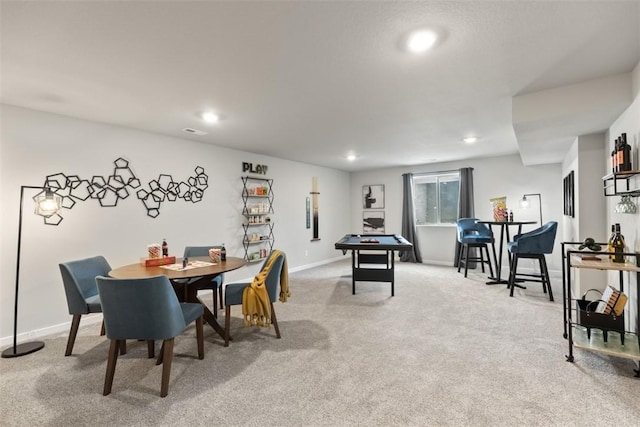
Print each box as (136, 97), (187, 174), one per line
(201, 111), (219, 124)
(407, 30), (438, 53)
(346, 154), (357, 162)
(463, 137), (477, 144)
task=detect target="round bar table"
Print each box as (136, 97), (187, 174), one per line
(477, 221), (536, 285)
(109, 256), (246, 340)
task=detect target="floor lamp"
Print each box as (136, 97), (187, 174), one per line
(2, 186), (62, 358)
(520, 193), (543, 225)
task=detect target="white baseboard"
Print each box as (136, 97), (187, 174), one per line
(0, 313), (104, 348)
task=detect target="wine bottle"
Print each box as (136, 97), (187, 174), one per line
(162, 238), (168, 257)
(611, 223), (625, 263)
(220, 243), (226, 261)
(621, 133), (631, 172)
(607, 224), (615, 260)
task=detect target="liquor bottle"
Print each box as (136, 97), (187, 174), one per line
(611, 224), (625, 263)
(162, 238), (169, 257)
(220, 243), (227, 262)
(611, 144), (616, 174)
(508, 209), (514, 222)
(607, 224), (615, 260)
(621, 133), (631, 172)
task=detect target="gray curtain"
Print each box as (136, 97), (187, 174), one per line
(454, 167), (475, 268)
(400, 173), (422, 263)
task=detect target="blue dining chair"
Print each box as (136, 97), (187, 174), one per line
(59, 256), (112, 356)
(96, 275), (204, 397)
(224, 250), (286, 347)
(507, 221), (558, 301)
(183, 246), (225, 315)
(456, 218), (495, 278)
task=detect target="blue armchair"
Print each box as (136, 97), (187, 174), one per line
(59, 256), (112, 356)
(507, 221), (557, 300)
(456, 218), (495, 278)
(183, 246), (225, 315)
(96, 275), (204, 397)
(224, 251), (286, 347)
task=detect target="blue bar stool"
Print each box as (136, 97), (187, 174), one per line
(456, 218), (495, 278)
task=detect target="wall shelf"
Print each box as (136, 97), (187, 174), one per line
(602, 170), (640, 197)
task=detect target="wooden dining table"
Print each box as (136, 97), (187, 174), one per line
(109, 256), (246, 340)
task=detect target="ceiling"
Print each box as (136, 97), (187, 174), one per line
(2, 1), (639, 172)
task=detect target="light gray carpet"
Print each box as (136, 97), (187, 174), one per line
(1, 260), (639, 426)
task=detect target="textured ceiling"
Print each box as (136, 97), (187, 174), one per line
(2, 1), (639, 171)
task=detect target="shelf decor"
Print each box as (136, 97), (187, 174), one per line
(241, 176), (274, 262)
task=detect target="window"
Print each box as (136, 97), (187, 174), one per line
(414, 172), (460, 225)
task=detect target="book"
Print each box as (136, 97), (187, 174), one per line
(595, 285), (627, 316)
(141, 256), (176, 267)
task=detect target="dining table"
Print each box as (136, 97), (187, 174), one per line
(109, 256), (246, 340)
(477, 220), (536, 285)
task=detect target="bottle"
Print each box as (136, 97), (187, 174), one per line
(611, 143), (617, 174)
(616, 137), (624, 173)
(220, 243), (226, 261)
(607, 224), (616, 260)
(508, 209), (514, 222)
(611, 224), (625, 263)
(621, 133), (631, 172)
(162, 238), (168, 257)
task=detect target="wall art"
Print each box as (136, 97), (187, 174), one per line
(39, 157), (208, 224)
(363, 184), (384, 209)
(363, 211), (385, 234)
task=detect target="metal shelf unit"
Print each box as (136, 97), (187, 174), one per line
(562, 242), (640, 377)
(241, 176), (274, 262)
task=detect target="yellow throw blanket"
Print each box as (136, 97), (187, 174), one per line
(242, 250), (290, 327)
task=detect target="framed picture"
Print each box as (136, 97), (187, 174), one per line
(363, 211), (385, 234)
(563, 171), (574, 217)
(362, 184), (384, 209)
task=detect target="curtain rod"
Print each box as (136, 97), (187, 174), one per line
(406, 168), (472, 176)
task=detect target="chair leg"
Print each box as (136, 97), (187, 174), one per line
(100, 319), (106, 336)
(103, 339), (120, 396)
(224, 305), (231, 347)
(540, 255), (553, 302)
(219, 286), (224, 310)
(147, 340), (155, 358)
(270, 301), (281, 339)
(509, 255), (519, 297)
(196, 316), (204, 359)
(464, 245), (470, 278)
(156, 342), (165, 365)
(479, 246), (486, 273)
(120, 341), (127, 355)
(160, 338), (174, 398)
(65, 314), (81, 356)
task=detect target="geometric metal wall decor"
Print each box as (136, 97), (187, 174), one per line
(38, 157), (208, 224)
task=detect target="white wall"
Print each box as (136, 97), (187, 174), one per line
(350, 154), (563, 274)
(561, 133), (608, 296)
(0, 104), (351, 344)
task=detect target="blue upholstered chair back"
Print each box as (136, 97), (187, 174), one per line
(183, 245), (225, 283)
(456, 218), (493, 243)
(59, 256), (111, 315)
(509, 221), (558, 254)
(96, 275), (191, 341)
(263, 252), (285, 302)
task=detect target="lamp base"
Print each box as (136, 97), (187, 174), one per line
(1, 341), (45, 358)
